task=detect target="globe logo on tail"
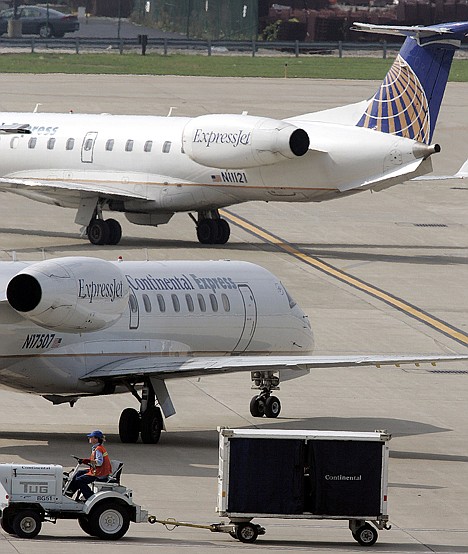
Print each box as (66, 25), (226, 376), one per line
(357, 55), (430, 144)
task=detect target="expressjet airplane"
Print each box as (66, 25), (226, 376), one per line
(0, 255), (466, 444)
(0, 21), (467, 246)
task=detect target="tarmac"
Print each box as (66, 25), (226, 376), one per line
(0, 74), (467, 553)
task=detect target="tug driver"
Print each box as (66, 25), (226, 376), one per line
(69, 430), (112, 500)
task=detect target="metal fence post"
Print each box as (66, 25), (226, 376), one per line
(119, 39), (123, 55)
(383, 40), (387, 59)
(164, 38), (167, 56)
(338, 41), (342, 58)
(295, 40), (299, 58)
(252, 38), (255, 57)
(31, 38), (34, 53)
(75, 38), (79, 54)
(208, 39), (211, 56)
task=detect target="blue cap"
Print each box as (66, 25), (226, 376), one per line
(87, 430), (104, 439)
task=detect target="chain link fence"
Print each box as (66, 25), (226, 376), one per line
(133, 0), (258, 40)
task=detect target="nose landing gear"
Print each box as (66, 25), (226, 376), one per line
(249, 371), (281, 418)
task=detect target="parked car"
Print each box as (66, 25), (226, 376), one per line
(0, 5), (79, 38)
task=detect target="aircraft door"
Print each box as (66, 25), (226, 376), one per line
(232, 284), (257, 353)
(129, 290), (140, 329)
(81, 131), (98, 163)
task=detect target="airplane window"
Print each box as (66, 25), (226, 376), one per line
(221, 293), (230, 312)
(162, 141), (171, 153)
(209, 294), (218, 312)
(47, 138), (56, 150)
(142, 294), (152, 313)
(84, 138), (93, 151)
(157, 294), (166, 312)
(144, 140), (153, 152)
(185, 294), (194, 312)
(10, 137), (19, 149)
(197, 294), (206, 312)
(125, 140), (134, 152)
(171, 294), (180, 312)
(105, 139), (114, 151)
(66, 138), (75, 150)
(28, 137), (37, 149)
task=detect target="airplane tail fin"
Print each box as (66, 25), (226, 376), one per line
(354, 21), (468, 144)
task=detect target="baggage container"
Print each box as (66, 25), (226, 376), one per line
(217, 428), (391, 545)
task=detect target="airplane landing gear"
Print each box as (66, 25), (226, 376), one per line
(192, 210), (230, 244)
(249, 371), (281, 418)
(119, 381), (164, 444)
(87, 217), (122, 246)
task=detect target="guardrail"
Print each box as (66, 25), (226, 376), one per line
(1, 36), (467, 58)
(0, 37), (400, 58)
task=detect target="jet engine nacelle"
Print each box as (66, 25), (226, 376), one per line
(182, 114), (310, 169)
(6, 257), (129, 333)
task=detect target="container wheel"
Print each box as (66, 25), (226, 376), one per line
(236, 522), (259, 543)
(12, 510), (42, 539)
(353, 523), (378, 546)
(88, 501), (130, 540)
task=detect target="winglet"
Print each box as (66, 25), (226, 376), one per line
(455, 158), (468, 178)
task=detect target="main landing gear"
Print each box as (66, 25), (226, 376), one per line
(249, 371), (282, 419)
(87, 217), (122, 246)
(191, 210), (230, 245)
(118, 380), (164, 444)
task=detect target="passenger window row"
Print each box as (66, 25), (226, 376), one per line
(10, 137), (172, 154)
(139, 292), (231, 314)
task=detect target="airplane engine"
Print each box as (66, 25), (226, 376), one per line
(6, 257), (129, 333)
(182, 114), (310, 169)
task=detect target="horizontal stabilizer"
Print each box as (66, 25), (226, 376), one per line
(351, 22), (468, 42)
(412, 158), (468, 181)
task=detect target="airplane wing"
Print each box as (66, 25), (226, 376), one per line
(0, 174), (196, 204)
(82, 353), (468, 382)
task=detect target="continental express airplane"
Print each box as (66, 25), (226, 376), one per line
(0, 21), (467, 245)
(0, 256), (466, 443)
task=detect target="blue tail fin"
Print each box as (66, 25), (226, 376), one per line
(354, 22), (468, 144)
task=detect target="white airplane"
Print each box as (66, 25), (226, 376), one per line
(0, 255), (466, 443)
(0, 21), (467, 246)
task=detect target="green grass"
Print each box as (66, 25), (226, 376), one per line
(0, 52), (467, 80)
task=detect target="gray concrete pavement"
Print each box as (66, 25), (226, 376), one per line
(0, 74), (466, 552)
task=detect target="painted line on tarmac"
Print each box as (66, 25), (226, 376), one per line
(221, 209), (468, 348)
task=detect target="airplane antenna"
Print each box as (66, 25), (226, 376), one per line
(145, 248), (149, 261)
(33, 103), (42, 113)
(167, 107), (177, 117)
(11, 250), (17, 262)
(42, 248), (46, 260)
(242, 110), (248, 115)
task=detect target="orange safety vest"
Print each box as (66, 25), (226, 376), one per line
(86, 444), (112, 478)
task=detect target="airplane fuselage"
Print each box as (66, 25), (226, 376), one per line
(0, 258), (312, 396)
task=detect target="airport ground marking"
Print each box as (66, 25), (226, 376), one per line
(222, 209), (468, 348)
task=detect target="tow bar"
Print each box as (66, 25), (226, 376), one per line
(148, 515), (266, 543)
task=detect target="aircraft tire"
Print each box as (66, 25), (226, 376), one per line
(249, 396), (265, 417)
(215, 219), (230, 244)
(264, 396), (281, 418)
(106, 219), (122, 245)
(197, 219), (218, 244)
(140, 405), (163, 444)
(88, 219), (110, 245)
(119, 408), (140, 443)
